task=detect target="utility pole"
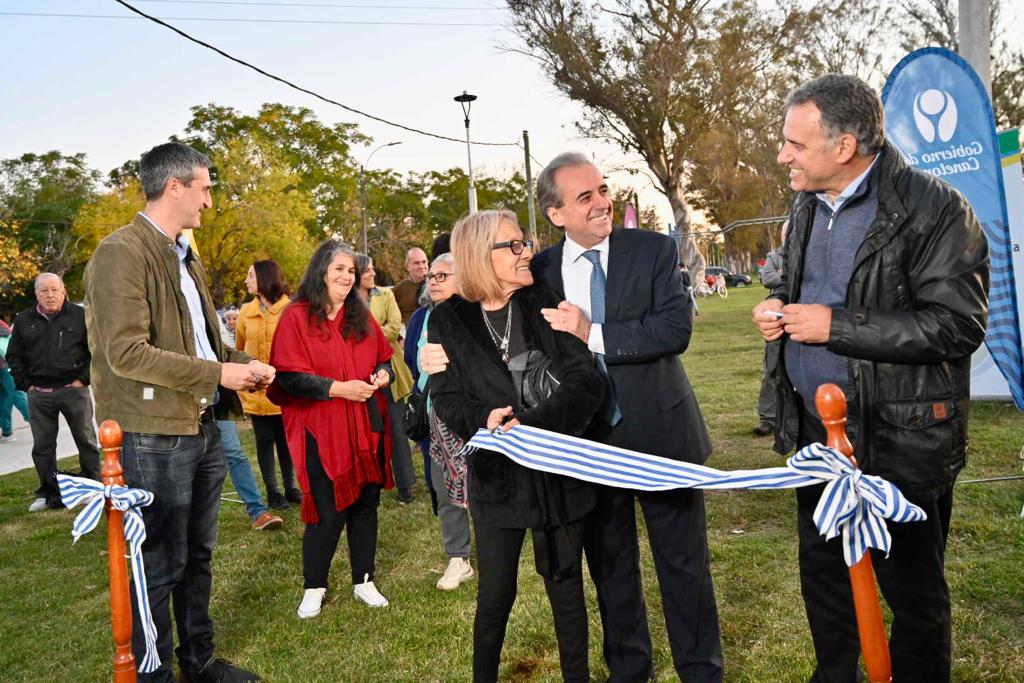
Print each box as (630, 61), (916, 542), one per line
(959, 0), (992, 97)
(522, 131), (537, 239)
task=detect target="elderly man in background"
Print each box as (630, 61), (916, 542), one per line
(7, 272), (100, 512)
(753, 74), (988, 682)
(392, 246), (429, 326)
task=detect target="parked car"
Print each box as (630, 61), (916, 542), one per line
(705, 266), (752, 287)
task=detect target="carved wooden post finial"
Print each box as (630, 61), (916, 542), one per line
(814, 384), (891, 683)
(100, 419), (136, 683)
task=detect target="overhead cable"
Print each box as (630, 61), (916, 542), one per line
(1, 10), (500, 27)
(85, 0), (519, 146)
(133, 0), (504, 10)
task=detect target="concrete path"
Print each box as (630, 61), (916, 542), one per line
(0, 408), (84, 477)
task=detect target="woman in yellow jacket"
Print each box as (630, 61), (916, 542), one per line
(355, 254), (417, 504)
(239, 259), (299, 510)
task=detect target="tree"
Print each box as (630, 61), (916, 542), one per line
(895, 0), (1024, 128)
(362, 169), (431, 284)
(411, 168), (542, 244)
(505, 0), (817, 284)
(0, 152), (100, 307)
(194, 135), (318, 306)
(0, 223), (41, 318)
(181, 103), (369, 240)
(74, 135), (318, 308)
(69, 177), (146, 300)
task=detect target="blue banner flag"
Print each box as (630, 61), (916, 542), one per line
(882, 47), (1024, 409)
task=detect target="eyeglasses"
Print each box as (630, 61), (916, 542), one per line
(492, 239), (534, 255)
(426, 272), (453, 283)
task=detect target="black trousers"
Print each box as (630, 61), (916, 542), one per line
(302, 434), (381, 589)
(28, 386), (100, 502)
(583, 486), (723, 683)
(472, 518), (589, 683)
(797, 410), (953, 683)
(250, 413), (294, 495)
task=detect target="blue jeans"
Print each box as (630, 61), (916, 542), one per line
(121, 421), (227, 682)
(216, 419), (268, 521)
(0, 368), (29, 435)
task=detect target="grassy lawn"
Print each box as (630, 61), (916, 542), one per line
(1, 285), (1021, 681)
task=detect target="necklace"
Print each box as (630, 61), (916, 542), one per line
(481, 303), (513, 364)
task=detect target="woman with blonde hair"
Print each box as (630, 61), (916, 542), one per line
(428, 210), (603, 682)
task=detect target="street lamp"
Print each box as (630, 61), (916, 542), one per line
(360, 141), (402, 254)
(454, 90), (478, 213)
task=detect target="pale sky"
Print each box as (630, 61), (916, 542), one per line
(2, 0), (1020, 231)
(1, 0), (674, 220)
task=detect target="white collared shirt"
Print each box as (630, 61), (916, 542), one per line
(560, 234), (608, 355)
(138, 212), (218, 363)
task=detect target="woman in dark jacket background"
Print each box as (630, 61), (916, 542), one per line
(428, 209), (603, 682)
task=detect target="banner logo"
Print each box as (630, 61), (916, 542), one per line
(883, 47), (1024, 409)
(913, 89), (958, 143)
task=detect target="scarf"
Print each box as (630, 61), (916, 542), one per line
(268, 301), (394, 523)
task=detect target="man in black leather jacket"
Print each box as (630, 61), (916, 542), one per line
(753, 74), (989, 682)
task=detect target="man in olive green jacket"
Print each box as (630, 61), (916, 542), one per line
(84, 142), (273, 683)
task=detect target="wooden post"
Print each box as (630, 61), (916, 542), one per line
(100, 420), (137, 683)
(815, 384), (891, 683)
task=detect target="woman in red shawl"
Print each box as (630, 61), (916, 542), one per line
(268, 240), (395, 619)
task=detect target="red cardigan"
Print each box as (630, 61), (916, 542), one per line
(268, 301), (394, 523)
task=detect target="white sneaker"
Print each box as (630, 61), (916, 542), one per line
(297, 587), (326, 619)
(28, 497), (48, 513)
(0, 434), (15, 444)
(353, 574), (388, 607)
(436, 558), (475, 591)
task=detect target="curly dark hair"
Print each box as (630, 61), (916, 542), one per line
(251, 259), (290, 303)
(293, 240), (369, 340)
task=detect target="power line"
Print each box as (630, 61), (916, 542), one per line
(54, 0), (519, 147)
(1, 11), (501, 27)
(133, 0), (503, 10)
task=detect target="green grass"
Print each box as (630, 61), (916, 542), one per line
(1, 286), (1022, 681)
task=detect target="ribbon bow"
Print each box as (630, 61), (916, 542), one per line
(464, 426), (926, 567)
(58, 474), (161, 673)
(787, 443), (926, 566)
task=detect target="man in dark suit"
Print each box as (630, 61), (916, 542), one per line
(531, 152), (722, 682)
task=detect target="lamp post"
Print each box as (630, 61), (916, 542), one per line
(360, 141), (402, 254)
(454, 90), (478, 213)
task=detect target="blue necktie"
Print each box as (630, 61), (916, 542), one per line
(582, 250), (622, 426)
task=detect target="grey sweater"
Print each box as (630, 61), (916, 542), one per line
(784, 169), (878, 416)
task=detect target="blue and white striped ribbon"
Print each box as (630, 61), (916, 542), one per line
(58, 474), (161, 673)
(465, 426), (926, 567)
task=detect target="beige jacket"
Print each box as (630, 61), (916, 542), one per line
(369, 288), (413, 400)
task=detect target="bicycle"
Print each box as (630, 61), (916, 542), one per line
(710, 275), (728, 298)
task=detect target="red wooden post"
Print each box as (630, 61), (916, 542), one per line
(815, 384), (891, 683)
(100, 420), (137, 683)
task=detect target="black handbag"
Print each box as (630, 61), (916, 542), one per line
(507, 350), (561, 410)
(403, 381), (430, 441)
